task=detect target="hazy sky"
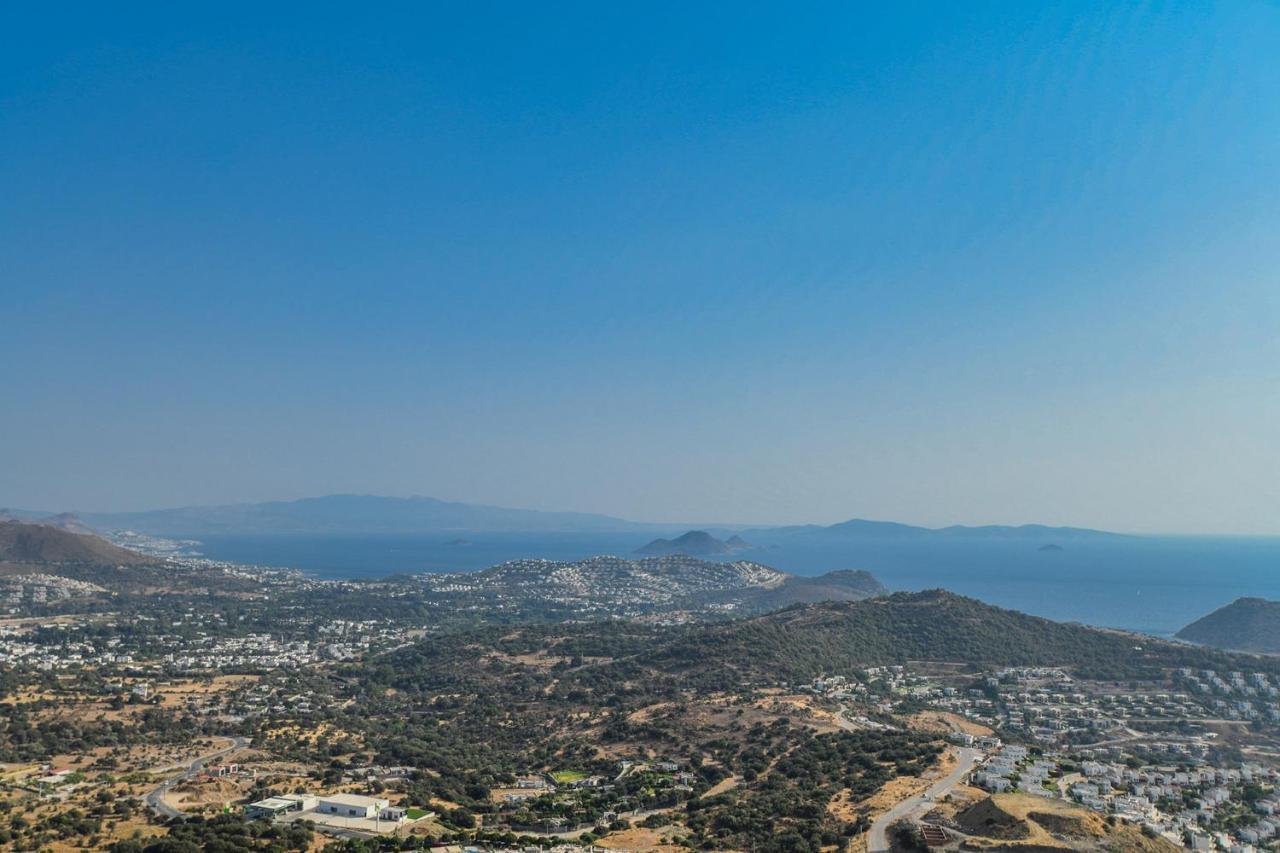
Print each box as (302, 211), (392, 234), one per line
(3, 3), (1278, 532)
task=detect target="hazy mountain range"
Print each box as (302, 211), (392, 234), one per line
(5, 493), (1126, 541)
(12, 495), (659, 536)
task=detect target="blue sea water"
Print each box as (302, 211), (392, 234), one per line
(190, 532), (1280, 638)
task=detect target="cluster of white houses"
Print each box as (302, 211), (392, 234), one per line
(796, 664), (1280, 852)
(415, 555), (788, 615)
(1, 574), (106, 608)
(968, 744), (1280, 851)
(0, 607), (411, 675)
(1178, 669), (1280, 723)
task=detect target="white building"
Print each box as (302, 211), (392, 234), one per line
(317, 794), (390, 819)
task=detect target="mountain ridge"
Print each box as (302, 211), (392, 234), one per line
(68, 494), (665, 536)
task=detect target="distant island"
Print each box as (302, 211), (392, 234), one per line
(1038, 543), (1064, 552)
(745, 518), (1125, 542)
(1177, 597), (1280, 653)
(635, 529), (753, 557)
(1, 494), (1128, 543)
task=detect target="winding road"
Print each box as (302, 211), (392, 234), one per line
(144, 737), (250, 820)
(834, 705), (895, 733)
(866, 747), (981, 853)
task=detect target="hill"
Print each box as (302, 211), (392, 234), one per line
(386, 589), (1274, 698)
(69, 494), (661, 535)
(641, 590), (1262, 684)
(635, 529), (753, 556)
(1177, 597), (1280, 653)
(415, 555), (886, 618)
(0, 521), (149, 566)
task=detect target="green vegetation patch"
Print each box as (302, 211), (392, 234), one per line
(550, 770), (587, 784)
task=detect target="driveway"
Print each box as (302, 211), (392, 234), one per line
(866, 747), (981, 853)
(144, 736), (250, 820)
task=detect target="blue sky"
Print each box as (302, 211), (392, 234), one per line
(2, 2), (1278, 531)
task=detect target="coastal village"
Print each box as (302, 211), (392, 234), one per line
(1, 530), (1279, 851)
(7, 596), (1280, 852)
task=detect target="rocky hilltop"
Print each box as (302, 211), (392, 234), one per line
(635, 529), (753, 556)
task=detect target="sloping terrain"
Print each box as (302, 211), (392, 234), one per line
(639, 591), (1277, 685)
(756, 568), (885, 605)
(0, 511), (98, 535)
(381, 590), (1279, 704)
(1177, 597), (1280, 653)
(0, 520), (261, 596)
(0, 521), (149, 565)
(953, 794), (1178, 851)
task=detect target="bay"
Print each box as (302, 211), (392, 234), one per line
(189, 531), (1280, 637)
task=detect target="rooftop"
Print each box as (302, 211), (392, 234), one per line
(249, 797), (295, 809)
(320, 793), (387, 808)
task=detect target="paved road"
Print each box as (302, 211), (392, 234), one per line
(866, 748), (981, 853)
(144, 737), (250, 820)
(835, 705), (895, 733)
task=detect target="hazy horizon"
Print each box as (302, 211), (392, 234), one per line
(4, 4), (1278, 534)
(7, 490), (1280, 538)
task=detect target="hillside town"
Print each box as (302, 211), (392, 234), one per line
(0, 611), (413, 672)
(2, 524), (1280, 852)
(807, 665), (1280, 851)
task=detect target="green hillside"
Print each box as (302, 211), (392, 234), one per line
(1177, 597), (1280, 653)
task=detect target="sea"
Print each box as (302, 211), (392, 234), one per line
(189, 531), (1280, 639)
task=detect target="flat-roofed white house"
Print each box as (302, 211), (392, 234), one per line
(280, 794), (318, 812)
(317, 793), (390, 819)
(245, 797), (299, 820)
